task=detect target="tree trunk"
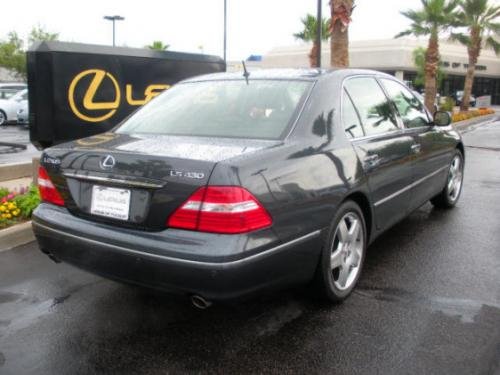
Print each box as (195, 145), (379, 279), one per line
(461, 27), (481, 112)
(330, 0), (352, 68)
(309, 41), (319, 68)
(424, 33), (439, 113)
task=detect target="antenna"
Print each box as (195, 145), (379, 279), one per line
(242, 60), (250, 85)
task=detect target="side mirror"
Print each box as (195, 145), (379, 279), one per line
(433, 111), (451, 126)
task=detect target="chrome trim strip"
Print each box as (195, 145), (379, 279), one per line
(63, 172), (165, 189)
(33, 221), (321, 268)
(374, 165), (448, 207)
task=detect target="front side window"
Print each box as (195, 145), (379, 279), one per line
(342, 90), (364, 139)
(380, 79), (430, 128)
(117, 80), (312, 140)
(344, 77), (399, 136)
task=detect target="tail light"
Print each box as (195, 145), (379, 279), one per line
(38, 166), (65, 206)
(167, 186), (272, 234)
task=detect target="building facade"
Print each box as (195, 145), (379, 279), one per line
(256, 38), (500, 105)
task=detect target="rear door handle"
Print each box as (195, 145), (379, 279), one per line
(411, 144), (421, 153)
(364, 154), (380, 167)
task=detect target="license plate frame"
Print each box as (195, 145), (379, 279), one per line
(90, 185), (131, 221)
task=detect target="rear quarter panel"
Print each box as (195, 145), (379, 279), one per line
(209, 77), (369, 243)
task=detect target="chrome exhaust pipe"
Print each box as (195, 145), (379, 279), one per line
(190, 295), (212, 309)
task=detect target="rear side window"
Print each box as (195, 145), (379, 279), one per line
(342, 90), (364, 139)
(117, 80), (312, 140)
(380, 79), (430, 128)
(344, 77), (399, 136)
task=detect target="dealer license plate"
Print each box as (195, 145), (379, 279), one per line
(90, 185), (131, 220)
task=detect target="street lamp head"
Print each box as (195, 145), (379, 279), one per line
(104, 15), (125, 21)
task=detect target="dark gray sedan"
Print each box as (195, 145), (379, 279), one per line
(32, 69), (464, 307)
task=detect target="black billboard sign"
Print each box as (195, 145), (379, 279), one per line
(27, 41), (225, 149)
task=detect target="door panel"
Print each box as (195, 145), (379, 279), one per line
(377, 78), (451, 210)
(352, 134), (414, 230)
(344, 77), (412, 231)
(408, 128), (454, 209)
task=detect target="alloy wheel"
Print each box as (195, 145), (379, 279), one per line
(447, 155), (463, 202)
(330, 212), (364, 291)
(0, 111), (5, 126)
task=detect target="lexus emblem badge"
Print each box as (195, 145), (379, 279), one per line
(100, 155), (116, 170)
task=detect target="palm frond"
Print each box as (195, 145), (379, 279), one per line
(485, 35), (500, 54)
(293, 13), (331, 42)
(449, 32), (471, 45)
(395, 30), (413, 38)
(484, 22), (500, 34)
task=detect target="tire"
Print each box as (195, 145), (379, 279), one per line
(0, 110), (6, 126)
(315, 200), (367, 302)
(430, 149), (464, 208)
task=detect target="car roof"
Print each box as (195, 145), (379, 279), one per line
(182, 68), (396, 83)
(0, 83), (27, 87)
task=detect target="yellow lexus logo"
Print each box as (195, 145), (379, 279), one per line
(68, 69), (170, 123)
(68, 69), (121, 123)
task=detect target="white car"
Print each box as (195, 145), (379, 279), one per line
(0, 89), (28, 126)
(17, 100), (29, 127)
(0, 83), (27, 100)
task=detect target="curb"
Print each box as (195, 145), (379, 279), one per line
(0, 162), (32, 182)
(452, 113), (497, 133)
(0, 221), (34, 252)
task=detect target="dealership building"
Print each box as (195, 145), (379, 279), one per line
(245, 38), (500, 105)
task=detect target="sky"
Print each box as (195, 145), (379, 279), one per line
(1, 0), (429, 60)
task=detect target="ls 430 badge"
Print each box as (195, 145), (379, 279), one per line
(169, 170), (205, 179)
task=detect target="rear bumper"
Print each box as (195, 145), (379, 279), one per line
(32, 204), (322, 300)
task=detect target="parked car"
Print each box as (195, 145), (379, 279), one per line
(0, 89), (28, 126)
(452, 90), (476, 107)
(17, 99), (29, 127)
(0, 83), (27, 100)
(32, 69), (464, 307)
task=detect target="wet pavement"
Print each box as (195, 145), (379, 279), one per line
(1, 119), (499, 374)
(0, 125), (40, 165)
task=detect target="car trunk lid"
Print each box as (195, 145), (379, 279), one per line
(42, 133), (279, 230)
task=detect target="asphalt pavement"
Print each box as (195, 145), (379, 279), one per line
(0, 125), (40, 165)
(0, 118), (499, 375)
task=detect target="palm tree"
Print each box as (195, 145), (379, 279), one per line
(294, 14), (331, 68)
(396, 0), (460, 112)
(146, 41), (170, 51)
(330, 0), (355, 68)
(451, 0), (499, 111)
(412, 47), (446, 89)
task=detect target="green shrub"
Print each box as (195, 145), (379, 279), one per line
(0, 188), (9, 199)
(439, 97), (455, 112)
(13, 185), (41, 218)
(0, 185), (40, 228)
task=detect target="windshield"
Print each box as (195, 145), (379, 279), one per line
(0, 89), (17, 100)
(11, 90), (27, 101)
(117, 79), (312, 140)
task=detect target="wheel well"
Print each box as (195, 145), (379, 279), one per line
(456, 142), (465, 160)
(343, 192), (373, 241)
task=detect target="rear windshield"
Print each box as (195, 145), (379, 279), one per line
(116, 79), (312, 139)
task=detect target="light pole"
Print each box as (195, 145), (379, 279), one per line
(103, 15), (125, 47)
(223, 0), (227, 63)
(316, 0), (322, 67)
